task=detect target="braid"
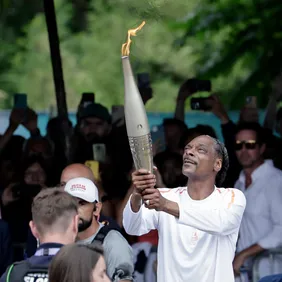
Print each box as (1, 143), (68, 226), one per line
(210, 137), (229, 186)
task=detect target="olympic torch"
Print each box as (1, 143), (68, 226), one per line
(121, 21), (153, 173)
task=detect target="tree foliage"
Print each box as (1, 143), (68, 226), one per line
(173, 0), (282, 108)
(0, 0), (198, 111)
(1, 0), (280, 111)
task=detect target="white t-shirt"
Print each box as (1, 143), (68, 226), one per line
(123, 186), (246, 282)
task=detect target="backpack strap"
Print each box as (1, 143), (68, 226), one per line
(6, 260), (31, 282)
(5, 260), (49, 282)
(92, 225), (118, 245)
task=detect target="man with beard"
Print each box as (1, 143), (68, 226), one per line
(64, 177), (134, 282)
(123, 135), (246, 282)
(232, 123), (282, 281)
(72, 103), (112, 163)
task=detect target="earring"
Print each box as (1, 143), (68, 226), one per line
(36, 238), (40, 248)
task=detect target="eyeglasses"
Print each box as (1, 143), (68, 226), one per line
(235, 140), (258, 151)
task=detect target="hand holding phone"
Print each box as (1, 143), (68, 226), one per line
(14, 94), (27, 109)
(81, 92), (95, 108)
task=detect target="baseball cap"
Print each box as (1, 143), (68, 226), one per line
(80, 103), (111, 123)
(64, 177), (99, 203)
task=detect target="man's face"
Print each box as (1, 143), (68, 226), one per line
(80, 117), (110, 143)
(182, 135), (220, 179)
(77, 198), (95, 232)
(235, 129), (264, 168)
(24, 162), (46, 186)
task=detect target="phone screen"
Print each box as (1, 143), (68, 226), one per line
(245, 96), (257, 108)
(14, 94), (27, 109)
(92, 144), (106, 163)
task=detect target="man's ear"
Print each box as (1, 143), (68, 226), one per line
(73, 214), (79, 236)
(259, 143), (266, 155)
(29, 221), (40, 239)
(93, 202), (102, 218)
(214, 158), (222, 173)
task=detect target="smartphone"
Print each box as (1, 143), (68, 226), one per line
(151, 125), (166, 154)
(92, 144), (106, 163)
(14, 94), (27, 109)
(85, 160), (100, 181)
(245, 96), (257, 108)
(137, 73), (151, 89)
(81, 92), (95, 108)
(112, 105), (125, 126)
(190, 97), (212, 111)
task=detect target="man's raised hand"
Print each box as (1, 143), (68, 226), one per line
(132, 169), (156, 194)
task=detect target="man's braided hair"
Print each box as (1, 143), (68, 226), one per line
(210, 137), (229, 187)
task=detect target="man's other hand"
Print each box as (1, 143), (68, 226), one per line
(142, 188), (166, 212)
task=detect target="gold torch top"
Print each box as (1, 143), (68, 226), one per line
(121, 21), (146, 57)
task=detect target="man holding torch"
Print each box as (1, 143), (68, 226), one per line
(123, 135), (246, 282)
(121, 22), (246, 282)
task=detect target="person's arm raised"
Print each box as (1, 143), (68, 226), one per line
(123, 169), (159, 236)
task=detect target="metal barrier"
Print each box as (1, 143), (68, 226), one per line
(252, 248), (282, 282)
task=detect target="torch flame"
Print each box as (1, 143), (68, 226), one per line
(121, 21), (146, 57)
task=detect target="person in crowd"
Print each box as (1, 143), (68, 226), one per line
(46, 116), (73, 171)
(64, 177), (134, 282)
(153, 151), (187, 188)
(25, 163), (120, 258)
(0, 135), (25, 191)
(49, 243), (110, 282)
(0, 188), (78, 282)
(19, 155), (55, 187)
(123, 135), (246, 282)
(71, 103), (112, 163)
(232, 122), (282, 280)
(163, 118), (188, 154)
(0, 219), (13, 276)
(60, 163), (120, 229)
(1, 182), (41, 260)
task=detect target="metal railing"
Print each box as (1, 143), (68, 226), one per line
(252, 248), (282, 282)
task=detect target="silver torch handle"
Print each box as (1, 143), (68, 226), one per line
(122, 56), (153, 173)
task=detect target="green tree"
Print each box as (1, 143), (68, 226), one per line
(172, 0), (282, 108)
(1, 0), (199, 112)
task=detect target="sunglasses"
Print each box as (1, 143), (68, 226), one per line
(235, 140), (258, 151)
